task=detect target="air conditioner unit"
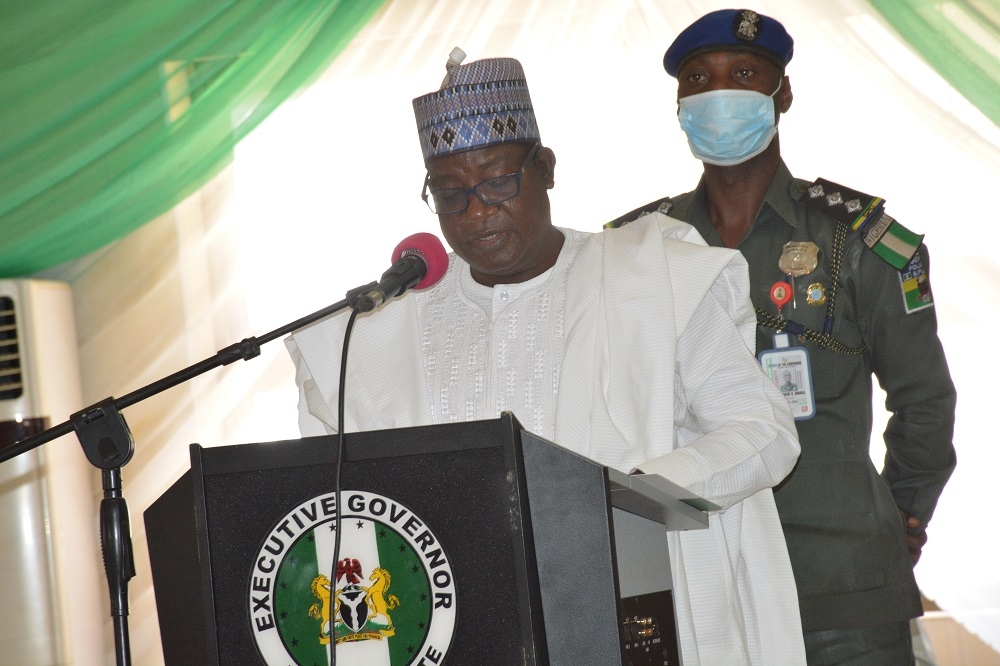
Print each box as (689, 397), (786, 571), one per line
(0, 279), (105, 665)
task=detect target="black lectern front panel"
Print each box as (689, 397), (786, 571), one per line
(146, 414), (700, 665)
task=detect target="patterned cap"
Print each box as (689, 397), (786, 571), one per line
(413, 49), (540, 163)
(663, 9), (794, 77)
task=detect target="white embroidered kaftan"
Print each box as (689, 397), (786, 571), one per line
(286, 214), (805, 665)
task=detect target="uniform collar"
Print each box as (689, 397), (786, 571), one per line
(766, 160), (800, 229)
(670, 159), (798, 249)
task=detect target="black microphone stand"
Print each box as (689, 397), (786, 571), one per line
(0, 281), (376, 666)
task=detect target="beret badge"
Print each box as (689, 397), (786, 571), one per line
(733, 10), (762, 42)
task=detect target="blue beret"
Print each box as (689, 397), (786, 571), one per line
(664, 9), (794, 77)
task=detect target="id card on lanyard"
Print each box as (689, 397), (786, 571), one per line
(758, 333), (816, 420)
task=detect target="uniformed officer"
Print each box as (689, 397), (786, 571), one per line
(608, 9), (957, 665)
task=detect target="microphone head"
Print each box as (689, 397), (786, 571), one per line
(392, 232), (449, 289)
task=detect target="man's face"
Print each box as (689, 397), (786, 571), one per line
(425, 142), (562, 287)
(676, 49), (791, 113)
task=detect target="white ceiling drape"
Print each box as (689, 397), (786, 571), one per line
(55, 0), (999, 661)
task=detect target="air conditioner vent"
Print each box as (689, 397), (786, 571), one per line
(0, 296), (22, 400)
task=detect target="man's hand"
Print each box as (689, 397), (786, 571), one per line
(899, 508), (928, 567)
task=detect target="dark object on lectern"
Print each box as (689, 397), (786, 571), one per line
(144, 413), (708, 665)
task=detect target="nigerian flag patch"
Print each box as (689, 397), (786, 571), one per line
(250, 491), (457, 665)
(899, 253), (934, 314)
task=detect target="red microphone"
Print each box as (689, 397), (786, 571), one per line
(355, 233), (449, 312)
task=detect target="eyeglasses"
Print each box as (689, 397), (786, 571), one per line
(421, 142), (541, 215)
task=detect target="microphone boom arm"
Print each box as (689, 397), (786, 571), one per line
(0, 280), (377, 464)
(0, 278), (376, 666)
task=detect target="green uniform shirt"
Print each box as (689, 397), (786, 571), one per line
(613, 161), (956, 631)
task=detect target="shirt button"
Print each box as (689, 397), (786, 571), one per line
(500, 290), (509, 302)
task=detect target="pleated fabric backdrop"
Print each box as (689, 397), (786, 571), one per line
(30, 0), (1000, 661)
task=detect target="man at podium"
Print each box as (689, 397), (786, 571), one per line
(286, 52), (806, 664)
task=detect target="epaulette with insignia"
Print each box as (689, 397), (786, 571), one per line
(604, 197), (674, 230)
(801, 178), (924, 270)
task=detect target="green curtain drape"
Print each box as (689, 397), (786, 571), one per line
(870, 0), (1000, 125)
(0, 0), (386, 277)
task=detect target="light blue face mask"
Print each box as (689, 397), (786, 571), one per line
(677, 84), (780, 166)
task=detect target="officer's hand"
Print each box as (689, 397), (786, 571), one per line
(898, 508), (927, 567)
